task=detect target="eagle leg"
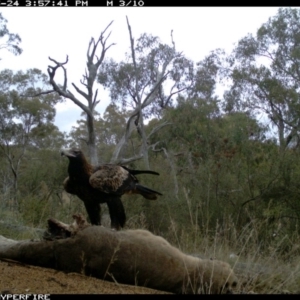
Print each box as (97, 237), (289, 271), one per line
(83, 200), (101, 226)
(106, 196), (126, 230)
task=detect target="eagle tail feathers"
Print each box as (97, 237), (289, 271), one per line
(136, 184), (163, 200)
(122, 166), (160, 176)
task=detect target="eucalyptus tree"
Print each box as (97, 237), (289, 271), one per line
(0, 12), (22, 58)
(0, 68), (61, 207)
(224, 8), (300, 152)
(216, 8), (300, 228)
(98, 18), (194, 167)
(67, 104), (128, 163)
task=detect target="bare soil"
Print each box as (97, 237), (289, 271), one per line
(0, 259), (169, 294)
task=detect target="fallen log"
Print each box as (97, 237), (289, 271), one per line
(0, 215), (237, 294)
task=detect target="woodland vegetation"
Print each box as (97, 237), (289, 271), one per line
(1, 8), (300, 293)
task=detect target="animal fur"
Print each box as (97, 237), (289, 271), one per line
(61, 148), (162, 229)
(0, 215), (238, 294)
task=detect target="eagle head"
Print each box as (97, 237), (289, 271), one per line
(60, 148), (82, 159)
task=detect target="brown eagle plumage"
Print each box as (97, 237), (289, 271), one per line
(61, 148), (162, 230)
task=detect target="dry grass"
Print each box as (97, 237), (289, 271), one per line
(1, 194), (300, 294)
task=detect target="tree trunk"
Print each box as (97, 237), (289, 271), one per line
(86, 114), (98, 165)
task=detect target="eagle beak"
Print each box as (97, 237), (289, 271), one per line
(60, 148), (75, 158)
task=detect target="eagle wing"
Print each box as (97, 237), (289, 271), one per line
(63, 177), (78, 195)
(89, 164), (133, 194)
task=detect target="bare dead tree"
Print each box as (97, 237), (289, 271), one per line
(45, 21), (115, 165)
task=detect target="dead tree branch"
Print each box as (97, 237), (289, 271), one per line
(42, 21), (115, 164)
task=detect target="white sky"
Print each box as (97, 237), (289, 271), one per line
(0, 7), (281, 133)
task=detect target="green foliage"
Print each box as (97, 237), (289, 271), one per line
(98, 33), (193, 118)
(142, 93), (300, 247)
(225, 8), (300, 150)
(2, 10), (300, 293)
(0, 68), (63, 209)
(0, 12), (22, 57)
(68, 104), (129, 162)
